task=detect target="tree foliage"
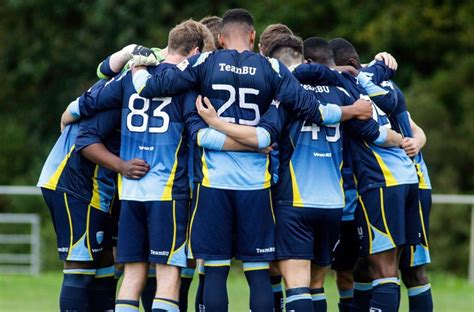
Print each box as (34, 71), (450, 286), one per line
(0, 0), (472, 273)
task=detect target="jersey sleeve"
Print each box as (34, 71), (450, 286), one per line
(97, 56), (117, 80)
(182, 91), (208, 141)
(357, 72), (399, 115)
(362, 60), (395, 84)
(257, 100), (288, 144)
(292, 63), (345, 87)
(138, 53), (206, 98)
(75, 109), (121, 152)
(78, 73), (126, 117)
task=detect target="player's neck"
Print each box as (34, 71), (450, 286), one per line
(223, 39), (251, 53)
(163, 53), (187, 65)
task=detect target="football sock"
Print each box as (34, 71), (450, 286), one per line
(195, 262), (206, 312)
(141, 268), (157, 312)
(115, 299), (139, 312)
(243, 262), (274, 312)
(179, 267), (195, 312)
(152, 298), (179, 312)
(60, 268), (95, 312)
(351, 282), (372, 311)
(285, 287), (313, 312)
(337, 288), (353, 312)
(311, 287), (327, 312)
(203, 260), (231, 311)
(89, 265), (116, 311)
(270, 275), (284, 312)
(369, 277), (400, 312)
(408, 283), (433, 312)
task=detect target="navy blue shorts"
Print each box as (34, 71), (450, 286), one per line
(275, 205), (342, 266)
(116, 199), (188, 267)
(355, 184), (421, 256)
(332, 220), (360, 271)
(188, 184), (275, 261)
(109, 195), (120, 247)
(42, 188), (112, 261)
(400, 188), (432, 268)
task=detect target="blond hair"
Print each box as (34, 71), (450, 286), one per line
(168, 19), (216, 56)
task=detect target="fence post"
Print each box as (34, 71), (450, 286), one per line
(469, 205), (474, 284)
(31, 214), (41, 275)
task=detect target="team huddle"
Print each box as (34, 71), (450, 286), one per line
(38, 8), (433, 312)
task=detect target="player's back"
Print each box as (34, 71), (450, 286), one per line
(192, 49), (281, 190)
(275, 84), (348, 208)
(117, 65), (190, 201)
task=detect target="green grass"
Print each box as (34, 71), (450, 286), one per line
(1, 268), (473, 311)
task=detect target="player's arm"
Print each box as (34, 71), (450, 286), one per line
(75, 109), (150, 179)
(273, 63), (372, 125)
(355, 71), (399, 115)
(401, 117), (426, 157)
(60, 74), (125, 129)
(195, 96), (273, 149)
(292, 63), (345, 87)
(133, 53), (205, 98)
(96, 44), (159, 79)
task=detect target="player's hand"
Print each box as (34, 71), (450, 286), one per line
(332, 65), (359, 76)
(119, 158), (150, 180)
(400, 137), (421, 157)
(60, 109), (76, 132)
(374, 52), (398, 70)
(352, 99), (373, 120)
(131, 45), (159, 67)
(258, 143), (276, 154)
(196, 95), (219, 127)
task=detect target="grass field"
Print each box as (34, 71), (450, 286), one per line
(1, 267), (473, 311)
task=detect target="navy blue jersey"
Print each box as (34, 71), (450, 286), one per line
(38, 80), (121, 212)
(78, 64), (201, 201)
(361, 64), (431, 189)
(138, 50), (333, 190)
(292, 62), (417, 194)
(260, 81), (381, 208)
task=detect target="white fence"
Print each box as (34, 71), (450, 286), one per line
(0, 186), (473, 281)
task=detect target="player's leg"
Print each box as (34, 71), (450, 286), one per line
(332, 220), (359, 312)
(275, 205), (314, 311)
(115, 200), (149, 311)
(179, 260), (196, 312)
(195, 259), (206, 312)
(351, 257), (372, 312)
(269, 262), (284, 312)
(141, 265), (157, 312)
(148, 199), (189, 312)
(188, 184), (233, 311)
(310, 208), (343, 312)
(360, 186), (417, 312)
(42, 188), (97, 312)
(236, 188), (275, 312)
(400, 188), (433, 312)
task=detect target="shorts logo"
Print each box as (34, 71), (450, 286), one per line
(370, 308), (382, 312)
(150, 250), (170, 256)
(357, 226), (364, 238)
(96, 231), (104, 244)
(255, 247), (275, 254)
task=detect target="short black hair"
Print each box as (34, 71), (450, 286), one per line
(221, 8), (254, 28)
(303, 37), (334, 66)
(267, 34), (303, 59)
(328, 38), (360, 66)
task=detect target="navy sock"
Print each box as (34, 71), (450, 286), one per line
(351, 282), (372, 312)
(369, 278), (400, 312)
(89, 266), (116, 311)
(141, 268), (157, 312)
(179, 267), (195, 312)
(408, 284), (433, 312)
(311, 288), (327, 312)
(243, 262), (274, 312)
(286, 287), (313, 312)
(337, 288), (353, 312)
(152, 297), (179, 312)
(270, 275), (284, 312)
(60, 269), (95, 312)
(115, 299), (139, 311)
(195, 263), (205, 312)
(203, 260), (231, 312)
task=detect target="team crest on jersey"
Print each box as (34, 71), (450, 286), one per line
(96, 231), (104, 244)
